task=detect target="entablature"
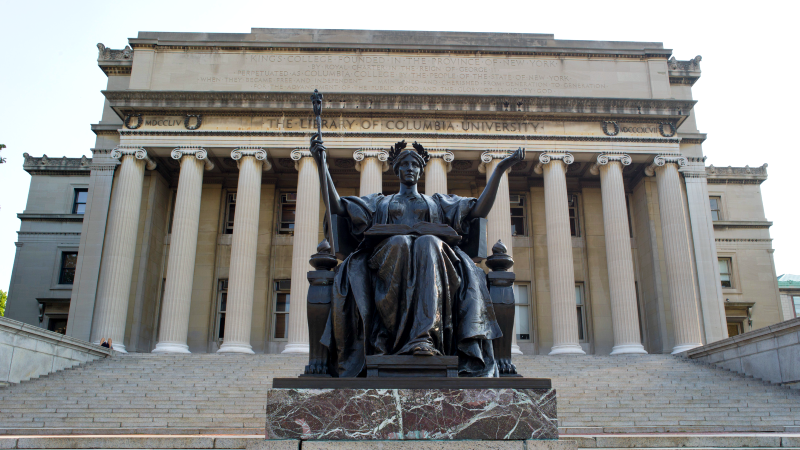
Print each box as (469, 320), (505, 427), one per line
(97, 43), (133, 77)
(706, 164), (768, 184)
(22, 153), (92, 176)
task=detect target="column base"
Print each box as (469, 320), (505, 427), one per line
(671, 343), (702, 355)
(511, 344), (523, 355)
(549, 344), (586, 355)
(610, 343), (648, 355)
(281, 343), (310, 354)
(217, 342), (255, 354)
(152, 342), (191, 354)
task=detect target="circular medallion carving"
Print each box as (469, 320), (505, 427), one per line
(124, 114), (143, 129)
(602, 121), (619, 136)
(184, 115), (203, 130)
(452, 160), (473, 170)
(659, 122), (677, 137)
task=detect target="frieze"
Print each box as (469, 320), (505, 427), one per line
(120, 115), (678, 140)
(22, 153), (92, 175)
(118, 128), (681, 144)
(97, 43), (133, 61)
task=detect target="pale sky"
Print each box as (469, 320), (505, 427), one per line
(1, 0), (798, 294)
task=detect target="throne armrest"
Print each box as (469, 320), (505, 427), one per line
(459, 217), (488, 262)
(330, 214), (359, 261)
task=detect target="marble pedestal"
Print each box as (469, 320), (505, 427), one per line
(266, 380), (557, 441)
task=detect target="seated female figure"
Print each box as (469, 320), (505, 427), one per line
(311, 138), (524, 377)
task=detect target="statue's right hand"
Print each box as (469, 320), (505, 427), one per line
(310, 133), (326, 162)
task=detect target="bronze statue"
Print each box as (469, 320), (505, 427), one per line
(309, 132), (524, 377)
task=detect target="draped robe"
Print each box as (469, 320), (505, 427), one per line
(320, 192), (501, 377)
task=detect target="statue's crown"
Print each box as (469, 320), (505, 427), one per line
(387, 140), (430, 168)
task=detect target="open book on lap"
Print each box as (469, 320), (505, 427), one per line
(364, 222), (462, 246)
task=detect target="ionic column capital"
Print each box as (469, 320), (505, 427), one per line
(478, 150), (511, 173)
(231, 147), (271, 171)
(291, 148), (313, 171)
(589, 152), (631, 175)
(111, 146), (156, 170)
(428, 149), (454, 173)
(534, 152), (574, 174)
(171, 147), (214, 171)
(353, 148), (389, 172)
(644, 154), (688, 177)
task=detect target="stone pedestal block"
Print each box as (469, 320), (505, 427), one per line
(266, 387), (557, 441)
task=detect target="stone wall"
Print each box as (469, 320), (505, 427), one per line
(0, 317), (112, 384)
(684, 317), (800, 389)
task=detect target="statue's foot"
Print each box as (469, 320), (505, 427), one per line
(411, 343), (441, 356)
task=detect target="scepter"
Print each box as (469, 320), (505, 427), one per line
(311, 89), (335, 251)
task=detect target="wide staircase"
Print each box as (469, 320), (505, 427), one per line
(0, 353), (798, 438)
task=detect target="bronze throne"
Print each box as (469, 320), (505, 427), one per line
(303, 213), (520, 378)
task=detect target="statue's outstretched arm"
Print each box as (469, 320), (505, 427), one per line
(467, 148), (525, 219)
(310, 134), (346, 215)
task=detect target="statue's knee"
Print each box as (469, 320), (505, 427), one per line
(386, 235), (413, 251)
(414, 235), (442, 250)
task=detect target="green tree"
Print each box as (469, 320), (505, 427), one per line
(0, 144), (6, 164)
(0, 290), (6, 317)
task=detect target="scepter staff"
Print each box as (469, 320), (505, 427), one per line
(311, 89), (335, 250)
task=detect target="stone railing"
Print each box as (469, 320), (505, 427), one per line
(683, 317), (800, 389)
(0, 317), (112, 385)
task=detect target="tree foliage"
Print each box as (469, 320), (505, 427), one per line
(0, 290), (6, 317)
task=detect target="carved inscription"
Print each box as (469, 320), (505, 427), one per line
(151, 52), (654, 97)
(137, 116), (666, 138)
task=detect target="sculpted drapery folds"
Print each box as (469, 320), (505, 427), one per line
(311, 135), (524, 377)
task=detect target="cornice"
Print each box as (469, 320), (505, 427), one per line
(712, 220), (772, 229)
(668, 56), (701, 86)
(103, 90), (696, 121)
(97, 44), (133, 78)
(706, 164), (767, 184)
(22, 153), (92, 176)
(17, 214), (85, 223)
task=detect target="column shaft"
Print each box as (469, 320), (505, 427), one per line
(153, 155), (205, 353)
(684, 174), (728, 343)
(90, 155), (146, 352)
(599, 161), (647, 355)
(218, 155), (263, 353)
(425, 158), (449, 196)
(654, 163), (703, 354)
(359, 157), (383, 196)
(542, 159), (585, 355)
(283, 155), (321, 353)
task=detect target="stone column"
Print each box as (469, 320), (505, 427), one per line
(590, 154), (647, 355)
(90, 147), (156, 352)
(282, 149), (321, 354)
(218, 148), (271, 354)
(425, 150), (454, 196)
(479, 150), (521, 354)
(684, 167), (728, 343)
(354, 149), (388, 196)
(153, 148), (214, 353)
(535, 152), (585, 355)
(645, 155), (703, 354)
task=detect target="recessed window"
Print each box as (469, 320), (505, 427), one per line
(568, 195), (580, 237)
(576, 284), (587, 341)
(216, 279), (228, 342)
(709, 196), (722, 221)
(72, 189), (88, 214)
(278, 193), (297, 235)
(793, 296), (800, 318)
(510, 195), (527, 237)
(224, 193), (236, 235)
(727, 321), (743, 337)
(719, 258), (733, 288)
(48, 318), (68, 335)
(513, 283), (531, 341)
(59, 252), (78, 285)
(273, 280), (291, 339)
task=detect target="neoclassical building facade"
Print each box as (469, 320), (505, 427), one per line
(6, 29), (786, 356)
